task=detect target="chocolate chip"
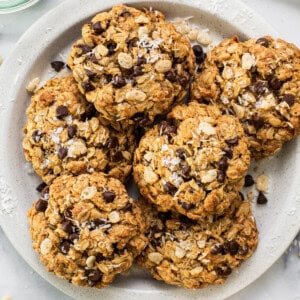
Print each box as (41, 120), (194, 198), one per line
(87, 269), (102, 282)
(239, 191), (245, 201)
(96, 253), (105, 262)
(85, 69), (97, 79)
(121, 202), (132, 212)
(176, 148), (186, 159)
(238, 245), (249, 256)
(102, 191), (116, 202)
(218, 156), (228, 171)
(90, 218), (106, 230)
(134, 126), (145, 144)
(252, 115), (265, 130)
(50, 61), (65, 72)
(40, 186), (49, 200)
(180, 201), (193, 210)
(256, 37), (270, 47)
(217, 170), (225, 183)
(81, 81), (95, 92)
(36, 182), (47, 192)
(112, 150), (122, 162)
(269, 77), (282, 90)
(81, 105), (97, 121)
(77, 44), (92, 54)
(244, 174), (254, 187)
(192, 44), (203, 57)
(257, 192), (268, 204)
(164, 182), (177, 194)
(178, 76), (188, 86)
(181, 165), (191, 177)
(224, 240), (240, 255)
(69, 233), (79, 242)
(58, 146), (68, 160)
(35, 199), (48, 212)
(210, 243), (224, 255)
(150, 237), (162, 247)
(165, 71), (177, 82)
(157, 211), (172, 223)
(133, 65), (143, 76)
(222, 147), (233, 159)
(56, 105), (69, 119)
(32, 130), (42, 143)
(216, 264), (232, 276)
(62, 220), (73, 234)
(112, 75), (126, 88)
(107, 42), (116, 56)
(127, 38), (139, 50)
(252, 81), (268, 95)
(92, 21), (105, 34)
(226, 137), (239, 146)
(160, 121), (177, 136)
(120, 9), (131, 17)
(106, 137), (118, 148)
(196, 53), (206, 65)
(136, 56), (146, 66)
(282, 94), (295, 106)
(90, 54), (99, 64)
(60, 240), (71, 254)
(67, 125), (77, 138)
(64, 206), (73, 218)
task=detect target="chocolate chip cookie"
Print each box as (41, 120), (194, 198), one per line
(133, 102), (250, 220)
(192, 36), (300, 158)
(137, 194), (258, 289)
(67, 5), (195, 130)
(27, 172), (148, 288)
(22, 75), (135, 184)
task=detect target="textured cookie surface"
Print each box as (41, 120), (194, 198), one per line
(23, 75), (135, 184)
(68, 5), (195, 129)
(133, 102), (250, 219)
(27, 172), (147, 288)
(192, 36), (300, 158)
(137, 195), (258, 289)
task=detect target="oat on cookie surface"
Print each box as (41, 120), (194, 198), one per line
(137, 195), (258, 289)
(22, 75), (135, 184)
(67, 5), (195, 130)
(133, 102), (250, 219)
(27, 172), (148, 288)
(192, 36), (300, 158)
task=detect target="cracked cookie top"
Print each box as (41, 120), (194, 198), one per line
(27, 172), (148, 289)
(133, 102), (250, 219)
(22, 75), (136, 184)
(67, 5), (195, 130)
(192, 36), (300, 158)
(137, 195), (258, 289)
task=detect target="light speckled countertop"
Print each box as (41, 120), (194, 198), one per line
(0, 0), (299, 299)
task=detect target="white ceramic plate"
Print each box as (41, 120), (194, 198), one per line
(0, 0), (299, 299)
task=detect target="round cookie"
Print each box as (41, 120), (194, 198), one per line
(192, 36), (300, 159)
(23, 75), (136, 184)
(27, 172), (148, 288)
(133, 102), (250, 220)
(137, 195), (258, 289)
(67, 5), (195, 130)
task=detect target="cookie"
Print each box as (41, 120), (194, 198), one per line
(22, 75), (136, 184)
(133, 102), (250, 220)
(67, 5), (195, 130)
(27, 172), (148, 288)
(192, 36), (300, 158)
(137, 195), (258, 289)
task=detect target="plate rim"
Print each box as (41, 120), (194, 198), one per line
(0, 0), (299, 299)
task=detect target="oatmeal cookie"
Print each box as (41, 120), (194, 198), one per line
(27, 172), (148, 288)
(137, 195), (258, 289)
(133, 102), (250, 219)
(192, 36), (300, 158)
(22, 75), (136, 184)
(67, 5), (195, 130)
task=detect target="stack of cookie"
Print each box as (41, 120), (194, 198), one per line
(23, 4), (300, 290)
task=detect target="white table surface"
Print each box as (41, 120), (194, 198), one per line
(0, 0), (299, 299)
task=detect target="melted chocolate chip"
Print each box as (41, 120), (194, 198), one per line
(121, 202), (132, 212)
(226, 137), (239, 146)
(86, 269), (102, 282)
(252, 115), (265, 130)
(269, 77), (282, 90)
(69, 233), (79, 242)
(35, 199), (48, 212)
(193, 44), (204, 57)
(80, 105), (97, 121)
(56, 105), (69, 119)
(178, 76), (188, 86)
(160, 121), (177, 137)
(120, 9), (131, 17)
(216, 264), (232, 276)
(164, 182), (177, 195)
(58, 146), (68, 160)
(62, 220), (74, 234)
(136, 56), (146, 66)
(165, 71), (177, 82)
(36, 182), (47, 192)
(133, 65), (143, 76)
(210, 243), (224, 255)
(112, 75), (126, 88)
(106, 137), (118, 148)
(102, 191), (116, 202)
(252, 81), (268, 95)
(222, 147), (233, 159)
(256, 37), (270, 47)
(176, 148), (186, 159)
(92, 21), (105, 34)
(51, 61), (65, 72)
(60, 240), (71, 254)
(157, 211), (172, 223)
(32, 130), (42, 143)
(180, 201), (194, 210)
(132, 113), (150, 126)
(107, 42), (117, 56)
(81, 81), (95, 92)
(244, 174), (254, 187)
(218, 156), (228, 171)
(257, 192), (268, 204)
(196, 53), (206, 64)
(77, 44), (92, 54)
(112, 150), (123, 162)
(85, 69), (97, 79)
(181, 165), (191, 178)
(67, 125), (77, 138)
(282, 94), (295, 106)
(224, 240), (240, 255)
(90, 54), (98, 64)
(64, 206), (73, 218)
(217, 170), (225, 183)
(238, 245), (249, 256)
(40, 186), (49, 200)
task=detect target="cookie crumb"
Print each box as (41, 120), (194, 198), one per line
(0, 55), (3, 65)
(246, 190), (254, 202)
(2, 295), (12, 300)
(26, 77), (40, 93)
(255, 174), (269, 192)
